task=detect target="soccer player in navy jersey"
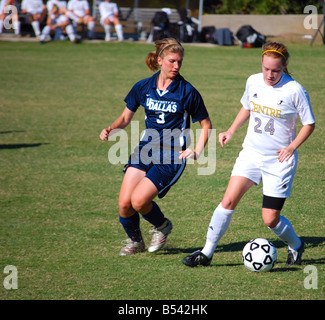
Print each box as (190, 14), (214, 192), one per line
(100, 38), (212, 255)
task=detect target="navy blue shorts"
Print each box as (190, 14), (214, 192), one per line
(124, 151), (186, 199)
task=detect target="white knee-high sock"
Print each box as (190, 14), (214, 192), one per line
(66, 11), (79, 23)
(115, 24), (123, 41)
(31, 20), (40, 36)
(13, 21), (20, 35)
(201, 203), (234, 259)
(87, 20), (95, 38)
(104, 24), (111, 40)
(40, 25), (50, 41)
(66, 24), (76, 42)
(270, 215), (301, 251)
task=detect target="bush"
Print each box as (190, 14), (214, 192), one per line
(204, 0), (323, 15)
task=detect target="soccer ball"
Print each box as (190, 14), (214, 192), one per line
(242, 238), (277, 272)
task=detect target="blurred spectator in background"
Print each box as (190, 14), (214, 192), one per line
(21, 0), (47, 37)
(39, 3), (79, 43)
(67, 0), (95, 39)
(99, 0), (123, 41)
(0, 0), (20, 35)
(47, 0), (79, 23)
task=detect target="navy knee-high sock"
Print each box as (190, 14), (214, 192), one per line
(119, 212), (142, 242)
(141, 201), (166, 228)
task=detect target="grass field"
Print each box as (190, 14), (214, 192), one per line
(0, 39), (324, 301)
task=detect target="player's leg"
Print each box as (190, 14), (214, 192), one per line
(39, 25), (51, 43)
(131, 175), (172, 253)
(262, 152), (303, 265)
(12, 7), (20, 35)
(31, 14), (41, 37)
(112, 16), (123, 41)
(85, 15), (95, 39)
(262, 196), (304, 265)
(102, 17), (111, 41)
(183, 176), (255, 267)
(117, 166), (147, 255)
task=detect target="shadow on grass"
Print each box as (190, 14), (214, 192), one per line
(164, 236), (325, 265)
(0, 130), (25, 134)
(0, 143), (50, 149)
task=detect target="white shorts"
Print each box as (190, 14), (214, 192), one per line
(231, 148), (298, 198)
(100, 14), (114, 25)
(51, 14), (68, 25)
(27, 9), (44, 15)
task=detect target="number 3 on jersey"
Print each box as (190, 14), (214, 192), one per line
(156, 112), (165, 124)
(254, 117), (275, 135)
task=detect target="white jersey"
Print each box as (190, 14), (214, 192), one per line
(67, 0), (89, 16)
(47, 0), (66, 12)
(1, 0), (18, 13)
(99, 1), (118, 18)
(0, 0), (7, 13)
(22, 0), (44, 13)
(240, 73), (315, 156)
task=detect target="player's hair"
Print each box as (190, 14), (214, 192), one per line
(145, 38), (184, 72)
(262, 42), (291, 77)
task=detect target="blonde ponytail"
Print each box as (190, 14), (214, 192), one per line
(145, 38), (184, 72)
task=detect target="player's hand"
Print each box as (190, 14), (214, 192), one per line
(99, 127), (111, 141)
(179, 148), (197, 160)
(219, 131), (233, 147)
(276, 147), (295, 163)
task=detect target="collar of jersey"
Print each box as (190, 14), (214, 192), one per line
(150, 71), (183, 93)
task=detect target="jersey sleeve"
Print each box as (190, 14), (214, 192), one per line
(186, 88), (209, 123)
(21, 0), (27, 11)
(112, 2), (118, 13)
(294, 85), (315, 125)
(240, 76), (251, 110)
(124, 82), (141, 112)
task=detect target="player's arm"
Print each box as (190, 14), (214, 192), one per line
(219, 106), (250, 147)
(277, 123), (315, 163)
(99, 107), (135, 141)
(21, 0), (27, 14)
(179, 116), (212, 160)
(52, 18), (68, 30)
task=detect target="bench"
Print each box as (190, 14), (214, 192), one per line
(91, 3), (191, 39)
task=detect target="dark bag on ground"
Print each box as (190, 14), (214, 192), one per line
(236, 25), (266, 47)
(170, 8), (197, 43)
(200, 26), (216, 43)
(212, 28), (234, 45)
(150, 11), (170, 41)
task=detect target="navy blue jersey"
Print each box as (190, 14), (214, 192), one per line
(124, 72), (209, 164)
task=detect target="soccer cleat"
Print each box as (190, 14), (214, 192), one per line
(286, 240), (305, 266)
(119, 238), (145, 256)
(182, 250), (212, 267)
(148, 219), (173, 253)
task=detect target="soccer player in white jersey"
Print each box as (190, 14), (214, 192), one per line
(21, 0), (47, 37)
(39, 3), (78, 43)
(47, 0), (79, 25)
(100, 38), (211, 255)
(99, 0), (123, 41)
(183, 42), (315, 268)
(67, 0), (95, 39)
(0, 0), (20, 35)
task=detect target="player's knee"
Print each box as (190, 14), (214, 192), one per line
(130, 195), (146, 213)
(221, 196), (235, 210)
(262, 212), (280, 228)
(118, 199), (132, 215)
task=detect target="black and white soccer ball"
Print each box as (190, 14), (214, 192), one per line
(242, 238), (277, 272)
